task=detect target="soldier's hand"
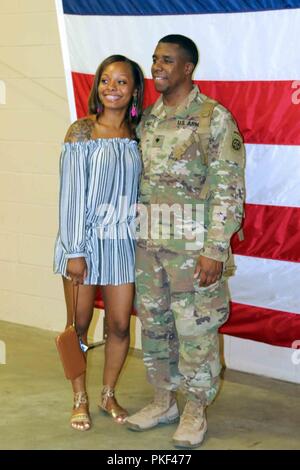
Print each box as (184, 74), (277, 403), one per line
(194, 255), (223, 287)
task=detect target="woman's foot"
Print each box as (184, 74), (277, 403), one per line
(70, 391), (91, 431)
(99, 386), (128, 424)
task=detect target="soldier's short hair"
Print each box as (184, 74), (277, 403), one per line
(158, 34), (199, 67)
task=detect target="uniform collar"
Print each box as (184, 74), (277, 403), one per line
(150, 85), (200, 119)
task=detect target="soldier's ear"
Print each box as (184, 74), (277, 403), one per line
(185, 62), (195, 76)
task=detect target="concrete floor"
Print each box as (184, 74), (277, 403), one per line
(0, 319), (300, 450)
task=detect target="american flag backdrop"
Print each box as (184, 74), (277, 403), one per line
(56, 0), (300, 354)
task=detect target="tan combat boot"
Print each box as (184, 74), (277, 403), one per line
(172, 400), (207, 448)
(126, 388), (179, 431)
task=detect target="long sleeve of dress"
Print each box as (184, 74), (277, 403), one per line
(58, 143), (87, 259)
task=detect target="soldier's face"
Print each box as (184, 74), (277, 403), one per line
(151, 42), (190, 96)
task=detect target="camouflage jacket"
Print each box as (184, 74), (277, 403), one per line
(137, 85), (245, 263)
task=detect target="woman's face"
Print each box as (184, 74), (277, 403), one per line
(98, 61), (136, 111)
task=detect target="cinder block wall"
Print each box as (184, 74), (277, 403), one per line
(0, 0), (70, 331)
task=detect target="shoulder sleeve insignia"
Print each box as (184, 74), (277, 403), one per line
(232, 136), (242, 151)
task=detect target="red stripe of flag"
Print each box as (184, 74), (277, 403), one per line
(220, 302), (300, 348)
(232, 204), (300, 263)
(144, 78), (300, 145)
(72, 73), (300, 145)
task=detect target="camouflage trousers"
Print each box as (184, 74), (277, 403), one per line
(135, 243), (230, 406)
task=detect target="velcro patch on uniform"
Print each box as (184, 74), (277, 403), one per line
(144, 119), (156, 130)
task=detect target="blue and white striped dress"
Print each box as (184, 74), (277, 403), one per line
(53, 138), (141, 285)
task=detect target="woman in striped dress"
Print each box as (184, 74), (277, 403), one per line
(54, 55), (144, 431)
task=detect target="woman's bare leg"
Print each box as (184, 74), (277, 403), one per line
(62, 277), (97, 430)
(100, 283), (134, 422)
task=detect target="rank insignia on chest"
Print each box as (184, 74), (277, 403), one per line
(152, 135), (165, 148)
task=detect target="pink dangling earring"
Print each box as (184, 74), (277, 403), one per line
(97, 103), (103, 114)
(130, 96), (138, 118)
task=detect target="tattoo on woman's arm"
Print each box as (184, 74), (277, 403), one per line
(65, 119), (94, 142)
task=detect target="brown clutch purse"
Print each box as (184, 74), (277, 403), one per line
(55, 286), (86, 380)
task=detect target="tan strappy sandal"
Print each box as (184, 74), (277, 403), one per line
(70, 391), (91, 431)
(99, 385), (128, 424)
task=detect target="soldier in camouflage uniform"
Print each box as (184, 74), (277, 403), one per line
(127, 35), (245, 448)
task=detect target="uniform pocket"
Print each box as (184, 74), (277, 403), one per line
(193, 279), (220, 293)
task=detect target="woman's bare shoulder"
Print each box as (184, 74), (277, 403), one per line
(64, 115), (96, 143)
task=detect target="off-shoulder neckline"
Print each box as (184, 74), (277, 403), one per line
(63, 137), (137, 146)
